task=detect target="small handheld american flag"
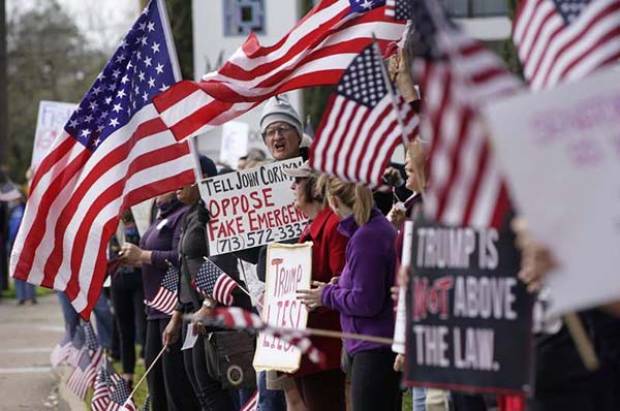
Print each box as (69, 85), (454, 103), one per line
(385, 0), (413, 20)
(91, 360), (112, 411)
(50, 331), (72, 368)
(67, 323), (103, 399)
(145, 263), (178, 315)
(108, 373), (137, 411)
(194, 258), (238, 306)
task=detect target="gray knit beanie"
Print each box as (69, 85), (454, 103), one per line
(259, 95), (303, 139)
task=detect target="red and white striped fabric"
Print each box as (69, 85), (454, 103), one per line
(9, 0), (196, 318)
(144, 265), (178, 315)
(241, 391), (258, 411)
(92, 362), (112, 411)
(153, 0), (406, 142)
(310, 44), (418, 187)
(514, 0), (620, 90)
(412, 0), (521, 228)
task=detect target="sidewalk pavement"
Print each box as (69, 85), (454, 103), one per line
(0, 293), (81, 411)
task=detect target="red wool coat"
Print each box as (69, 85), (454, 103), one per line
(296, 207), (348, 376)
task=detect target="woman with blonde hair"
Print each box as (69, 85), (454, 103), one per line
(297, 177), (400, 411)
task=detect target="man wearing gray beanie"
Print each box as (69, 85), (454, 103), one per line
(259, 95), (305, 161)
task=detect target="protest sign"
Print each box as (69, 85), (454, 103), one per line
(483, 67), (620, 315)
(253, 242), (312, 372)
(32, 101), (77, 169)
(199, 157), (308, 255)
(220, 121), (249, 169)
(404, 220), (533, 394)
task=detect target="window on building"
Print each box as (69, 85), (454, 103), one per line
(442, 0), (509, 18)
(223, 0), (266, 36)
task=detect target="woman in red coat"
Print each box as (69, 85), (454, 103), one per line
(286, 161), (348, 411)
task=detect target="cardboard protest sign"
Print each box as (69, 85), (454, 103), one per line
(404, 220), (533, 394)
(32, 101), (77, 170)
(199, 157), (308, 255)
(220, 121), (249, 169)
(483, 67), (620, 315)
(253, 242), (312, 372)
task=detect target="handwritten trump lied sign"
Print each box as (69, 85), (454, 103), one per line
(253, 242), (312, 373)
(199, 157), (308, 255)
(483, 67), (620, 315)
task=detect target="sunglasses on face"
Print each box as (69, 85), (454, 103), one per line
(263, 124), (295, 139)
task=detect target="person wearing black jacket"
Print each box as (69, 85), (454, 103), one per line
(163, 155), (252, 411)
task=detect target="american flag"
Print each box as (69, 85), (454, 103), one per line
(50, 331), (73, 367)
(410, 0), (521, 228)
(107, 372), (137, 411)
(144, 263), (178, 315)
(194, 259), (238, 306)
(513, 0), (620, 90)
(385, 0), (413, 20)
(241, 391), (258, 411)
(208, 307), (326, 366)
(153, 0), (406, 142)
(67, 323), (104, 399)
(9, 0), (196, 318)
(309, 44), (418, 187)
(92, 360), (112, 411)
(141, 395), (151, 411)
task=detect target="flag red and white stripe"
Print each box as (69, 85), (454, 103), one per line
(67, 347), (103, 399)
(513, 0), (620, 90)
(92, 363), (112, 411)
(310, 44), (419, 187)
(9, 0), (196, 318)
(412, 0), (521, 228)
(241, 391), (259, 411)
(153, 0), (406, 142)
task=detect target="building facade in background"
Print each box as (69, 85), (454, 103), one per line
(192, 0), (303, 163)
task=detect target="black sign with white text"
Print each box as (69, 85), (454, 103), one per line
(404, 221), (534, 394)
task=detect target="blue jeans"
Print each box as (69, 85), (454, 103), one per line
(412, 388), (427, 411)
(258, 371), (285, 411)
(56, 292), (114, 349)
(14, 279), (36, 301)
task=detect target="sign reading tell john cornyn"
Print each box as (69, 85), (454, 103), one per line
(199, 157), (308, 256)
(404, 220), (534, 395)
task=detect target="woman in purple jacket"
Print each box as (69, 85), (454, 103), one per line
(121, 192), (200, 411)
(298, 176), (401, 411)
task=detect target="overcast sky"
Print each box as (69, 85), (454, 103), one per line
(7, 0), (140, 50)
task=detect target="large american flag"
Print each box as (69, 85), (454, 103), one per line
(310, 44), (418, 187)
(153, 0), (406, 142)
(411, 0), (521, 228)
(194, 259), (238, 306)
(513, 0), (620, 90)
(67, 323), (103, 399)
(144, 263), (178, 315)
(9, 0), (196, 318)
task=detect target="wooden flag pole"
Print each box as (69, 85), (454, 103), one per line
(122, 344), (167, 407)
(563, 312), (600, 371)
(372, 33), (411, 151)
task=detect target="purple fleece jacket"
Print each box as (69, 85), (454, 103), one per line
(320, 208), (397, 355)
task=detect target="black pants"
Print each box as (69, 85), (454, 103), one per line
(349, 349), (401, 411)
(111, 272), (146, 374)
(295, 368), (346, 411)
(145, 318), (200, 411)
(182, 320), (236, 411)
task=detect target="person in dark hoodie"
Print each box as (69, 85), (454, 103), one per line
(120, 192), (199, 411)
(162, 155), (252, 411)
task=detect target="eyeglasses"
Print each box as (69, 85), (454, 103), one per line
(263, 124), (295, 139)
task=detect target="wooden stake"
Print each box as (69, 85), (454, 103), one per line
(563, 312), (600, 371)
(123, 345), (167, 407)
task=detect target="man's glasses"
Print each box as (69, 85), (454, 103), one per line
(263, 124), (295, 139)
